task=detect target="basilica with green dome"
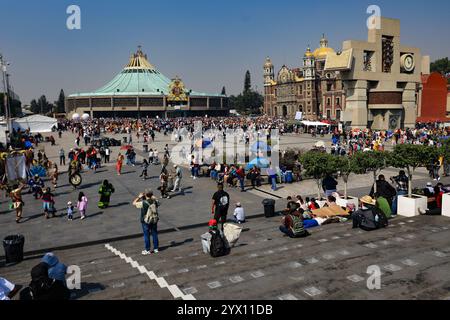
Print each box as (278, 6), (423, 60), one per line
(67, 47), (229, 118)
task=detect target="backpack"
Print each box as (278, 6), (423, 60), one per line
(209, 230), (227, 257)
(353, 207), (388, 231)
(143, 199), (159, 224)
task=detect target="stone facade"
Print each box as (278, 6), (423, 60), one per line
(325, 17), (427, 130)
(263, 35), (346, 121)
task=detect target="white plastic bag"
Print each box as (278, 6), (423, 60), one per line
(223, 223), (242, 248)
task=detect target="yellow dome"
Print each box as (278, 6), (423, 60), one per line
(313, 47), (335, 58)
(304, 46), (313, 58)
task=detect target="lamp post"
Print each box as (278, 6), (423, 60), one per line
(0, 54), (11, 146)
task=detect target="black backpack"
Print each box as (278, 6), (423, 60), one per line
(353, 207), (388, 231)
(209, 230), (227, 258)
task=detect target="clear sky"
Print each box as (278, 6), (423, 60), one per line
(1, 0), (449, 105)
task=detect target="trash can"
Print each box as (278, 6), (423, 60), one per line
(3, 235), (25, 264)
(143, 144), (148, 153)
(262, 199), (276, 218)
(123, 136), (127, 144)
(285, 171), (293, 183)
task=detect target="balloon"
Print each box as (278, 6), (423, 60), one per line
(72, 113), (80, 120)
(81, 113), (90, 121)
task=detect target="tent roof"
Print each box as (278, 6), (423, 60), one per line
(300, 120), (330, 126)
(14, 115), (57, 123)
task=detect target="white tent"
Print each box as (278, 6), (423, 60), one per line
(300, 120), (330, 127)
(12, 115), (58, 133)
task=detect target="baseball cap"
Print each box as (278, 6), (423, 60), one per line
(208, 219), (218, 227)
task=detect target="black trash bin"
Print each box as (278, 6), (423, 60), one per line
(143, 144), (148, 153)
(3, 235), (25, 264)
(262, 199), (276, 218)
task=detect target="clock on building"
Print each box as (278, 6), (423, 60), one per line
(400, 54), (415, 72)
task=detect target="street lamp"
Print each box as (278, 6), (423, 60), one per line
(0, 54), (11, 146)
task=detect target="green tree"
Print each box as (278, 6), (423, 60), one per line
(244, 70), (251, 93)
(430, 57), (450, 83)
(30, 99), (39, 114)
(36, 95), (54, 115)
(334, 155), (365, 199)
(300, 151), (336, 199)
(390, 144), (438, 197)
(0, 93), (22, 117)
(352, 151), (389, 195)
(56, 89), (66, 113)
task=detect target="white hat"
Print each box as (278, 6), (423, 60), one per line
(236, 202), (242, 207)
(426, 182), (433, 187)
(67, 201), (72, 205)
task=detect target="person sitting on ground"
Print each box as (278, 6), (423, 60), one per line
(20, 262), (70, 300)
(374, 193), (393, 219)
(0, 277), (21, 300)
(296, 195), (308, 211)
(424, 182), (435, 197)
(279, 207), (310, 238)
(308, 198), (320, 210)
(285, 196), (299, 213)
(233, 202), (245, 224)
(41, 253), (67, 284)
(324, 195), (337, 207)
(369, 174), (397, 208)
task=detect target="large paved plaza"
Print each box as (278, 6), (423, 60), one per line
(1, 130), (450, 300)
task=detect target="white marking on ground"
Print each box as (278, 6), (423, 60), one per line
(104, 244), (195, 300)
(304, 286), (322, 297)
(338, 250), (350, 256)
(322, 254), (335, 260)
(250, 271), (265, 279)
(306, 257), (319, 264)
(278, 294), (298, 300)
(347, 275), (365, 283)
(401, 259), (419, 267)
(432, 251), (447, 258)
(229, 276), (244, 283)
(289, 262), (303, 269)
(183, 287), (198, 295)
(383, 264), (403, 272)
(207, 281), (222, 289)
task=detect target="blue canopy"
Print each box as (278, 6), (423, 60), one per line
(246, 157), (270, 170)
(251, 141), (271, 153)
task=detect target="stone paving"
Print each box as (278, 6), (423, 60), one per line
(2, 130), (450, 300)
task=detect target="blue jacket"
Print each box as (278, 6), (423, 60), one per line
(41, 253), (67, 283)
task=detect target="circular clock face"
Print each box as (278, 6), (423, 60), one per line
(401, 54), (415, 72)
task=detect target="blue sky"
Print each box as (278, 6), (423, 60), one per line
(0, 0), (449, 105)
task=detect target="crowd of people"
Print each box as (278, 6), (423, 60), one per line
(2, 116), (450, 300)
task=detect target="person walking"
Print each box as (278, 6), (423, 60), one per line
(171, 165), (182, 192)
(104, 146), (110, 163)
(390, 170), (409, 216)
(211, 183), (230, 231)
(50, 163), (59, 189)
(116, 153), (124, 175)
(140, 159), (149, 180)
(98, 180), (115, 209)
(267, 165), (277, 191)
(236, 166), (246, 192)
(77, 192), (88, 220)
(10, 185), (25, 223)
(322, 174), (338, 197)
(159, 169), (171, 199)
(42, 187), (56, 219)
(133, 190), (160, 255)
(59, 148), (65, 166)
